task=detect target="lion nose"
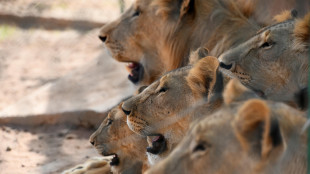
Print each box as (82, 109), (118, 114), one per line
(122, 107), (131, 115)
(89, 138), (96, 146)
(219, 62), (233, 70)
(89, 134), (97, 146)
(99, 35), (107, 43)
(122, 98), (134, 115)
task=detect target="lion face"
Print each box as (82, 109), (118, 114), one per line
(121, 56), (221, 165)
(99, 0), (165, 85)
(89, 104), (147, 173)
(147, 107), (243, 174)
(219, 16), (309, 102)
(146, 80), (307, 174)
(121, 66), (194, 163)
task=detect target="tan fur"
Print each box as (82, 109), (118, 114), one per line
(188, 47), (209, 65)
(294, 13), (310, 51)
(122, 58), (224, 165)
(146, 80), (307, 174)
(234, 99), (272, 159)
(89, 104), (148, 174)
(62, 158), (111, 174)
(153, 0), (259, 70)
(99, 0), (261, 85)
(219, 15), (309, 104)
(223, 79), (254, 104)
(273, 10), (293, 23)
(187, 56), (219, 98)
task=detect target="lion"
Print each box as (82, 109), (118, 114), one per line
(121, 56), (225, 165)
(89, 103), (149, 174)
(146, 79), (307, 174)
(219, 13), (310, 105)
(99, 0), (265, 85)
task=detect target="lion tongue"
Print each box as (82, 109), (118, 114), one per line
(149, 135), (164, 143)
(147, 135), (167, 154)
(152, 136), (161, 142)
(127, 63), (143, 84)
(127, 62), (139, 69)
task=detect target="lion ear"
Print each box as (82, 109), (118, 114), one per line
(188, 47), (209, 65)
(153, 0), (194, 18)
(180, 0), (193, 18)
(233, 100), (283, 159)
(186, 56), (219, 99)
(223, 79), (257, 105)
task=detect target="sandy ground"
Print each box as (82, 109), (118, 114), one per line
(0, 110), (110, 174)
(0, 29), (135, 173)
(0, 27), (136, 115)
(0, 121), (101, 174)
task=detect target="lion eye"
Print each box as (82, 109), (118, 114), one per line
(260, 42), (273, 49)
(193, 142), (210, 153)
(159, 87), (168, 93)
(138, 85), (148, 94)
(133, 10), (140, 17)
(107, 119), (113, 126)
(193, 144), (206, 152)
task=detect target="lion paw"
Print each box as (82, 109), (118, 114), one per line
(62, 157), (111, 174)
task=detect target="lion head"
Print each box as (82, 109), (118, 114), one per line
(146, 79), (307, 174)
(99, 0), (260, 85)
(89, 104), (148, 174)
(219, 13), (310, 103)
(121, 56), (224, 165)
(98, 0), (165, 85)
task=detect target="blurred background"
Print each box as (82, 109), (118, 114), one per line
(0, 1), (136, 174)
(0, 0), (136, 116)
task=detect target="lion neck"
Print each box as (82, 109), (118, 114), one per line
(296, 52), (309, 91)
(160, 0), (261, 71)
(200, 0), (261, 56)
(112, 159), (143, 174)
(279, 50), (309, 103)
(146, 115), (191, 166)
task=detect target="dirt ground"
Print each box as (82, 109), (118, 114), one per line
(0, 110), (110, 174)
(0, 1), (136, 173)
(0, 30), (135, 116)
(0, 124), (98, 174)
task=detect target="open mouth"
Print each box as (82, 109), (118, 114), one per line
(101, 153), (120, 166)
(146, 134), (167, 155)
(126, 62), (144, 84)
